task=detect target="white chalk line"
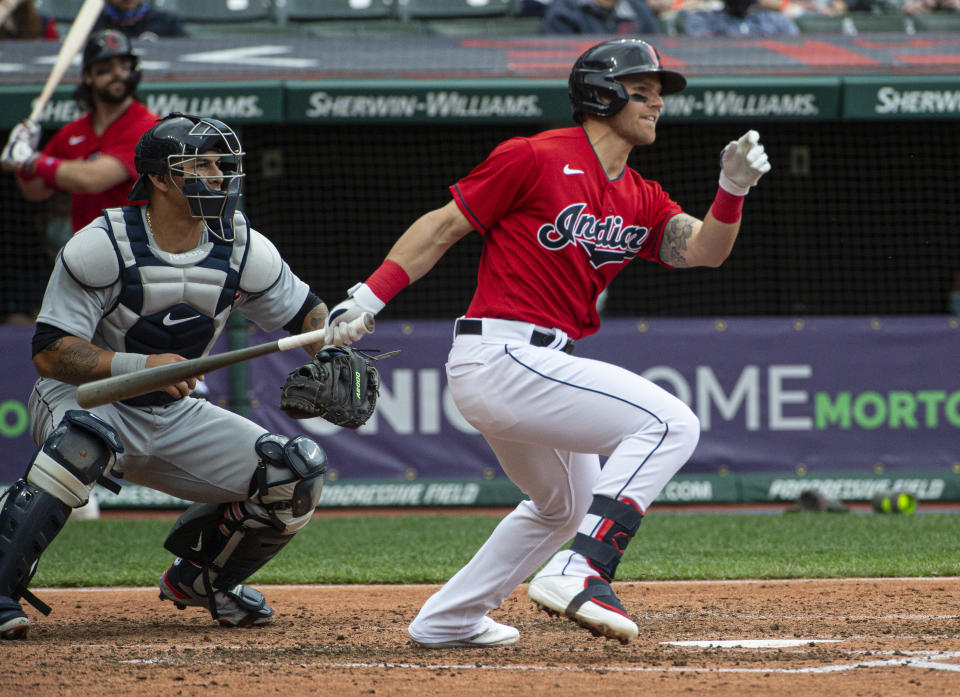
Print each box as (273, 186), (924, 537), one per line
(113, 650), (960, 675)
(31, 576), (960, 593)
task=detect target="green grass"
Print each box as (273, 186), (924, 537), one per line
(31, 512), (960, 588)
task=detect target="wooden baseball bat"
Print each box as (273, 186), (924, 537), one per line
(28, 0), (105, 123)
(75, 312), (375, 409)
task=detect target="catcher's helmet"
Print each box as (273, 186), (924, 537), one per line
(83, 29), (142, 86)
(569, 39), (686, 123)
(130, 113), (245, 242)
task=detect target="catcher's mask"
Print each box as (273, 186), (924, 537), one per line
(569, 38), (686, 123)
(129, 113), (245, 242)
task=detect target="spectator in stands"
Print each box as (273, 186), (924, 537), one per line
(93, 0), (186, 40)
(682, 0), (799, 36)
(0, 0), (58, 40)
(903, 0), (960, 13)
(2, 29), (160, 233)
(544, 0), (663, 34)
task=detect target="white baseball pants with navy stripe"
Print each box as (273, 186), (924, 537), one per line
(408, 319), (699, 645)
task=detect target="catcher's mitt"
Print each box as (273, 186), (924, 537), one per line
(279, 346), (381, 428)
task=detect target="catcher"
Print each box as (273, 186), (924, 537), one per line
(0, 113), (379, 640)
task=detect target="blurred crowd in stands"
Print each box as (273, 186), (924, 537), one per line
(1, 0), (957, 45)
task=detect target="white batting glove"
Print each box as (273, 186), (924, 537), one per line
(324, 282), (385, 346)
(718, 130), (771, 196)
(1, 119), (41, 172)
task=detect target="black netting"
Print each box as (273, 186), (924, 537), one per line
(2, 119), (957, 323)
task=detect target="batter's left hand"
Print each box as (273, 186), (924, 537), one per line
(718, 130), (771, 196)
(324, 282), (384, 345)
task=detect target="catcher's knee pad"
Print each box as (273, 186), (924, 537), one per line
(248, 433), (327, 533)
(0, 480), (71, 611)
(163, 434), (325, 592)
(570, 496), (643, 582)
(26, 410), (124, 508)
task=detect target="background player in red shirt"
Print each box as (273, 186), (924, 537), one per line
(1, 28), (159, 232)
(325, 39), (771, 648)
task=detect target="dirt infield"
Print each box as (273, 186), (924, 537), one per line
(3, 577), (959, 697)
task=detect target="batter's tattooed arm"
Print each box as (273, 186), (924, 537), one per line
(659, 213), (698, 268)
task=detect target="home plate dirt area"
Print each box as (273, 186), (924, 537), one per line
(2, 578), (958, 697)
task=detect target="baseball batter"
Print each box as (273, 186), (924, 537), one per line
(0, 114), (333, 640)
(1, 30), (159, 232)
(325, 39), (770, 647)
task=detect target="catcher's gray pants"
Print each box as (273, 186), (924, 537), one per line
(29, 378), (268, 503)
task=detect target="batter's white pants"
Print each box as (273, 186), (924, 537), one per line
(408, 319), (700, 644)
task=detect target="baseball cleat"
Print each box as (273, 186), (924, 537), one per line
(0, 596), (29, 640)
(410, 617), (519, 648)
(528, 575), (638, 644)
(159, 560), (274, 628)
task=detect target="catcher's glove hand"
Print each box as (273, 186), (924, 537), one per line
(279, 346), (382, 428)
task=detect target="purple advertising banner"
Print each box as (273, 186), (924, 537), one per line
(1, 317), (958, 485)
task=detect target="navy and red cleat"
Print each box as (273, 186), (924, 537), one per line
(528, 575), (638, 644)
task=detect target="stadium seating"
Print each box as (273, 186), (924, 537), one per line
(794, 11), (914, 34)
(912, 11), (960, 32)
(278, 0), (422, 36)
(32, 0), (85, 21)
(396, 0), (515, 19)
(151, 0), (291, 37)
(395, 0), (542, 35)
(279, 0), (395, 21)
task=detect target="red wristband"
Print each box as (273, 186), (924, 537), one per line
(710, 185), (744, 224)
(365, 260), (410, 304)
(30, 155), (63, 189)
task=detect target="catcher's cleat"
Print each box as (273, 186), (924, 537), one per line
(528, 575), (638, 644)
(159, 560), (274, 628)
(0, 596), (29, 640)
(410, 617), (519, 649)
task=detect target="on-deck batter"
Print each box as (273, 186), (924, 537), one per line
(324, 39), (771, 647)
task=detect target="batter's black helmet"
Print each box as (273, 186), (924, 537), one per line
(82, 29), (142, 89)
(130, 113), (245, 242)
(569, 39), (686, 123)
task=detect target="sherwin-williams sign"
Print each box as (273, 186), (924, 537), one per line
(285, 77), (839, 124)
(7, 76), (960, 128)
(0, 82), (283, 128)
(1, 318), (957, 503)
(843, 76), (960, 119)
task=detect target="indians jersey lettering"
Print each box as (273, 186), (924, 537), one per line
(450, 126), (682, 339)
(537, 203), (651, 267)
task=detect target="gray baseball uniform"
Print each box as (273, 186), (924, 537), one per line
(30, 206), (308, 501)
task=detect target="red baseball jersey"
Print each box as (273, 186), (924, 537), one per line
(41, 100), (159, 231)
(451, 126), (682, 340)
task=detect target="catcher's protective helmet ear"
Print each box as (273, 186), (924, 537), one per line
(569, 39), (686, 123)
(82, 29), (142, 90)
(130, 113), (245, 242)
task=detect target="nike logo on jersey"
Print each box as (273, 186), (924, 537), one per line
(563, 164), (584, 175)
(537, 203), (651, 268)
(162, 312), (201, 326)
(68, 135), (86, 146)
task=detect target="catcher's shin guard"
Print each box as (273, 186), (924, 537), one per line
(161, 434), (326, 620)
(0, 480), (71, 625)
(570, 496), (643, 581)
(0, 411), (123, 626)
